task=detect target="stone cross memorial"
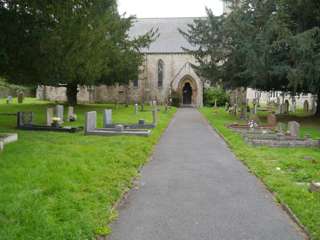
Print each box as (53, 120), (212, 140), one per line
(288, 121), (300, 138)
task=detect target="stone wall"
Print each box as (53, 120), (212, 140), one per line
(36, 53), (204, 107)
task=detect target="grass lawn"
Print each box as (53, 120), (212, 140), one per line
(0, 98), (176, 240)
(201, 108), (320, 239)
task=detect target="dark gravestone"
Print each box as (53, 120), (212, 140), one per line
(267, 113), (277, 127)
(17, 91), (24, 104)
(303, 100), (309, 113)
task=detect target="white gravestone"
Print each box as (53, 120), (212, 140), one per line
(46, 107), (54, 126)
(85, 111), (97, 134)
(103, 109), (112, 127)
(55, 105), (64, 124)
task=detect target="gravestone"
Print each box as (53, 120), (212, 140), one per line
(152, 109), (157, 125)
(55, 105), (64, 124)
(138, 119), (145, 125)
(17, 112), (34, 126)
(267, 113), (277, 127)
(103, 109), (112, 126)
(46, 108), (54, 126)
(303, 100), (309, 113)
(284, 100), (289, 114)
(134, 104), (138, 115)
(6, 96), (13, 104)
(309, 182), (320, 193)
(0, 141), (3, 151)
(68, 106), (76, 122)
(288, 121), (300, 138)
(225, 102), (230, 111)
(276, 122), (287, 134)
(17, 91), (24, 104)
(85, 111), (97, 134)
(115, 124), (124, 132)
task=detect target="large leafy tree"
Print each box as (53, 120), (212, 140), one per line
(0, 1), (155, 105)
(183, 0), (320, 115)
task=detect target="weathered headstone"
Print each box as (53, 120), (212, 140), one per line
(115, 124), (124, 132)
(17, 91), (24, 104)
(309, 182), (320, 193)
(85, 111), (97, 134)
(6, 96), (13, 104)
(17, 112), (33, 126)
(276, 122), (287, 134)
(288, 121), (300, 138)
(225, 102), (230, 111)
(284, 100), (289, 114)
(267, 113), (277, 127)
(134, 104), (139, 115)
(55, 105), (64, 124)
(303, 100), (309, 113)
(152, 109), (157, 125)
(67, 106), (76, 122)
(214, 99), (217, 108)
(103, 109), (112, 127)
(46, 108), (54, 126)
(0, 141), (3, 151)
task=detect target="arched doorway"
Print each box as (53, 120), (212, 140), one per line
(182, 82), (192, 105)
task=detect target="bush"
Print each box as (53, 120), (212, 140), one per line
(170, 90), (180, 107)
(203, 87), (229, 107)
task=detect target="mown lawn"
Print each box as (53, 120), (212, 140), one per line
(0, 98), (176, 240)
(201, 108), (320, 239)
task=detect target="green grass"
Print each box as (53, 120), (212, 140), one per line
(201, 108), (320, 239)
(0, 98), (176, 240)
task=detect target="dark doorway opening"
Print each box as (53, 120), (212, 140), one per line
(183, 82), (192, 105)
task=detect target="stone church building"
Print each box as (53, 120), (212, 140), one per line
(37, 17), (204, 107)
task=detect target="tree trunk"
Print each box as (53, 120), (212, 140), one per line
(316, 91), (320, 117)
(66, 83), (78, 106)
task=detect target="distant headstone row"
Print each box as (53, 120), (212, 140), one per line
(85, 111), (151, 137)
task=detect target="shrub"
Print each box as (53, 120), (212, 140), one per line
(170, 90), (180, 107)
(203, 87), (229, 107)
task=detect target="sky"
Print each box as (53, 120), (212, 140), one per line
(118, 0), (224, 18)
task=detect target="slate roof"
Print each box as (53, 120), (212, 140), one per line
(129, 17), (201, 54)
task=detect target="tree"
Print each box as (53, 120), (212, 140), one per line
(183, 0), (320, 115)
(0, 1), (156, 105)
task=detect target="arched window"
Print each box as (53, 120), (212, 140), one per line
(158, 59), (164, 88)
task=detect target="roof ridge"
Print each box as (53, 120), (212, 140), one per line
(136, 17), (206, 20)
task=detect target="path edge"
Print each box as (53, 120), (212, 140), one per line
(97, 109), (178, 240)
(198, 109), (310, 240)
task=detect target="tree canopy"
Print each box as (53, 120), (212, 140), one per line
(0, 0), (156, 105)
(182, 0), (320, 115)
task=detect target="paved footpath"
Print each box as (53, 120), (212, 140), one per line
(109, 108), (305, 240)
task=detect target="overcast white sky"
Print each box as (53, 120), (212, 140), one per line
(118, 0), (224, 18)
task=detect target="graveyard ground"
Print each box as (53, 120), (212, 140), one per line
(201, 108), (320, 240)
(0, 98), (176, 240)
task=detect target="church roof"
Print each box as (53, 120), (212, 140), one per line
(129, 17), (201, 54)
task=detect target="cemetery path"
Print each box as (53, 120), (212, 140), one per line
(109, 108), (305, 240)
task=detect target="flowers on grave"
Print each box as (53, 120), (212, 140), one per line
(69, 114), (77, 122)
(52, 117), (61, 127)
(248, 120), (258, 129)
